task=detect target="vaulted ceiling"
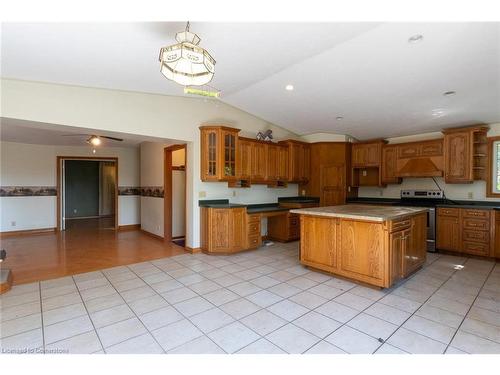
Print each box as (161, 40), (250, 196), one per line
(2, 22), (499, 139)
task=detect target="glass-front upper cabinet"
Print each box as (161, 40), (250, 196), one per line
(200, 126), (240, 181)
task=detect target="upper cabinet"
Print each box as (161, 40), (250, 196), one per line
(442, 126), (489, 183)
(381, 145), (401, 185)
(351, 140), (386, 187)
(200, 126), (240, 182)
(278, 140), (310, 184)
(395, 139), (444, 178)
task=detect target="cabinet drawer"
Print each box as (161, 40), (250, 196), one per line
(247, 214), (261, 224)
(247, 222), (260, 235)
(247, 234), (261, 248)
(462, 209), (490, 219)
(437, 208), (459, 217)
(389, 219), (411, 232)
(462, 241), (489, 256)
(463, 230), (489, 243)
(289, 216), (299, 227)
(463, 219), (489, 231)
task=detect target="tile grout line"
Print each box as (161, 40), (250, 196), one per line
(377, 255), (478, 354)
(38, 282), (45, 353)
(444, 259), (497, 353)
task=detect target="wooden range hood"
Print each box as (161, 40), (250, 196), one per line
(395, 157), (443, 178)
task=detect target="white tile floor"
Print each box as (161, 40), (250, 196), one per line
(1, 241), (500, 354)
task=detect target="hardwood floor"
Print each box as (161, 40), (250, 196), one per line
(0, 218), (187, 285)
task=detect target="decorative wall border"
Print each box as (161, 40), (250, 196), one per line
(0, 186), (57, 197)
(0, 186), (162, 197)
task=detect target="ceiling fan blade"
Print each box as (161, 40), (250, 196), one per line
(61, 134), (90, 137)
(100, 136), (123, 142)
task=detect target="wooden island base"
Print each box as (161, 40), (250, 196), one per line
(295, 207), (427, 288)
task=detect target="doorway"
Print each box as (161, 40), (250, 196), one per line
(57, 156), (118, 231)
(164, 145), (186, 246)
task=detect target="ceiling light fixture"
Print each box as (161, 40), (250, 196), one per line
(88, 136), (101, 146)
(336, 116), (344, 121)
(408, 34), (423, 43)
(159, 22), (216, 86)
(285, 84), (294, 91)
(443, 91), (456, 97)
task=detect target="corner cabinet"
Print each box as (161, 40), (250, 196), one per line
(200, 126), (240, 182)
(442, 126), (489, 183)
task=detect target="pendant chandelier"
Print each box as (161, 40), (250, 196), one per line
(159, 22), (216, 86)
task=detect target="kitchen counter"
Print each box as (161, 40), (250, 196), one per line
(198, 200), (247, 209)
(291, 204), (428, 222)
(347, 197), (500, 210)
(246, 204), (290, 214)
(436, 201), (500, 210)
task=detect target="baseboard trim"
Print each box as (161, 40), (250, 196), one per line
(0, 228), (57, 238)
(185, 246), (202, 254)
(140, 229), (164, 240)
(118, 224), (141, 231)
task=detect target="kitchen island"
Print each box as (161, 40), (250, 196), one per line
(290, 205), (428, 288)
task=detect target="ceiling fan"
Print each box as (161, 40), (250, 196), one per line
(61, 134), (124, 146)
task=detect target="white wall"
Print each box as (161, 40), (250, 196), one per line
(1, 79), (299, 247)
(301, 133), (348, 142)
(358, 123), (500, 201)
(0, 141), (141, 231)
(140, 142), (169, 237)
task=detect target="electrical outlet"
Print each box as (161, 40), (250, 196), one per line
(232, 190), (237, 197)
(301, 190), (306, 196)
(199, 191), (206, 198)
(467, 191), (473, 199)
(11, 221), (16, 227)
(379, 190), (384, 197)
(362, 170), (367, 177)
(73, 209), (77, 214)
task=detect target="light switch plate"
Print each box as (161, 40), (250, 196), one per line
(199, 191), (206, 198)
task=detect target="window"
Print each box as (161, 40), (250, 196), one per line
(493, 140), (500, 194)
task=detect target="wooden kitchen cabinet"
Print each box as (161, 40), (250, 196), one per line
(442, 126), (489, 183)
(200, 126), (240, 181)
(404, 214), (427, 275)
(299, 215), (338, 269)
(268, 212), (300, 242)
(390, 230), (404, 284)
(266, 144), (279, 182)
(277, 145), (289, 181)
(251, 141), (267, 182)
(245, 213), (262, 249)
(236, 138), (253, 180)
(200, 207), (246, 253)
(382, 145), (401, 185)
(351, 140), (386, 187)
(495, 212), (500, 259)
(279, 140), (310, 183)
(436, 208), (461, 251)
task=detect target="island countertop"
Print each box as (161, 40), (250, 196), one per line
(290, 204), (428, 222)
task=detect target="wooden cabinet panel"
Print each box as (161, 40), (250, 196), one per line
(251, 142), (267, 181)
(390, 231), (404, 284)
(462, 241), (489, 257)
(352, 143), (382, 167)
(436, 213), (461, 251)
(352, 144), (367, 167)
(462, 209), (490, 219)
(463, 230), (489, 243)
(277, 146), (289, 181)
(320, 164), (346, 206)
(398, 144), (420, 159)
(266, 144), (279, 181)
(268, 212), (300, 242)
(496, 212), (500, 259)
(382, 146), (401, 185)
(339, 220), (384, 281)
(300, 216), (338, 269)
(444, 131), (471, 183)
(211, 209), (232, 252)
(404, 214), (427, 276)
(420, 140), (443, 156)
(200, 207), (246, 253)
(437, 207), (459, 217)
(237, 139), (252, 180)
(279, 141), (310, 183)
(463, 218), (489, 231)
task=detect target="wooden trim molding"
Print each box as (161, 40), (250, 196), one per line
(140, 229), (164, 240)
(164, 144), (187, 244)
(486, 136), (500, 198)
(118, 224), (141, 231)
(185, 246), (202, 254)
(0, 228), (57, 238)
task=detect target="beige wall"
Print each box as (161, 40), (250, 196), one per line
(0, 141), (140, 231)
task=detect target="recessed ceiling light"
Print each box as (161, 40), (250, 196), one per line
(443, 91), (456, 97)
(408, 34), (423, 43)
(285, 84), (294, 91)
(336, 116), (344, 121)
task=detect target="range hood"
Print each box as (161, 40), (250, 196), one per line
(396, 158), (443, 178)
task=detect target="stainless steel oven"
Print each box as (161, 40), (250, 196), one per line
(400, 190), (444, 253)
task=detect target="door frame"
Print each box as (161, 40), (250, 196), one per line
(56, 156), (119, 231)
(164, 144), (187, 244)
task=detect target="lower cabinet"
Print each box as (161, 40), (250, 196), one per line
(436, 207), (495, 257)
(496, 212), (500, 259)
(268, 213), (300, 242)
(245, 213), (262, 249)
(299, 216), (337, 269)
(404, 214), (427, 275)
(200, 207), (246, 253)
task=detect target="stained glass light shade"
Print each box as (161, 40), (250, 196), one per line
(159, 29), (215, 86)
